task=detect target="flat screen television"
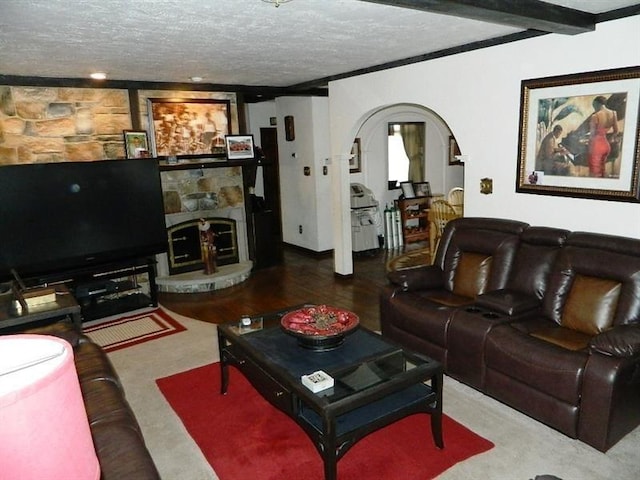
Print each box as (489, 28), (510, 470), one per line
(0, 159), (168, 284)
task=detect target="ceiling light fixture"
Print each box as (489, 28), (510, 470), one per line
(190, 76), (203, 82)
(262, 0), (293, 7)
(89, 72), (107, 80)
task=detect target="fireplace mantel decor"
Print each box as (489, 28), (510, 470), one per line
(147, 98), (232, 159)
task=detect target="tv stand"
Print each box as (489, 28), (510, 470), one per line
(21, 257), (159, 323)
(71, 258), (158, 321)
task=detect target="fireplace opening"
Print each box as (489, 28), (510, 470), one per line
(167, 218), (239, 275)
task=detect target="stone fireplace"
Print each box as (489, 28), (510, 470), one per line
(155, 165), (253, 293)
(167, 217), (239, 275)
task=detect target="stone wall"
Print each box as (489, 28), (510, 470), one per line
(0, 86), (239, 165)
(0, 86), (131, 164)
(160, 166), (244, 215)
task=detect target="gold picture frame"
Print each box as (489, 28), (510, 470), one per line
(516, 66), (640, 202)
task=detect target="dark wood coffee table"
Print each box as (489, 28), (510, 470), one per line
(217, 305), (444, 480)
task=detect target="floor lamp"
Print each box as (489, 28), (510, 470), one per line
(0, 334), (100, 480)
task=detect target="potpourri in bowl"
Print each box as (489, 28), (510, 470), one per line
(281, 305), (359, 351)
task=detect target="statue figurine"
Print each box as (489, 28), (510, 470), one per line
(199, 219), (217, 274)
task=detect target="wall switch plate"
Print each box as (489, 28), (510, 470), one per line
(480, 177), (493, 194)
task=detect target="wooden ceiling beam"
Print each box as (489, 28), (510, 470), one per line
(359, 0), (595, 34)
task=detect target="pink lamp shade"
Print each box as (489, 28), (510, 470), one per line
(0, 334), (100, 480)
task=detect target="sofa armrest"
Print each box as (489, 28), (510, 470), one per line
(387, 265), (444, 292)
(590, 325), (640, 358)
(475, 289), (540, 316)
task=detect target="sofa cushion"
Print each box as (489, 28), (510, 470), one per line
(530, 326), (592, 351)
(452, 252), (492, 298)
(562, 274), (621, 335)
(485, 322), (588, 405)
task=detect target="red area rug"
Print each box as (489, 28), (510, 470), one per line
(84, 309), (186, 352)
(157, 363), (494, 480)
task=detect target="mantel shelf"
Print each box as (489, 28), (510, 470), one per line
(156, 157), (257, 171)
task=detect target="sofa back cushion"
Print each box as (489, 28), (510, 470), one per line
(562, 274), (621, 335)
(436, 218), (527, 296)
(508, 226), (569, 300)
(543, 232), (640, 329)
(452, 252), (492, 298)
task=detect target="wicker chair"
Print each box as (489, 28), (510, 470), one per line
(447, 187), (464, 215)
(428, 200), (461, 259)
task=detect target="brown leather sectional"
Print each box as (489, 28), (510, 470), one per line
(23, 321), (160, 480)
(380, 217), (640, 452)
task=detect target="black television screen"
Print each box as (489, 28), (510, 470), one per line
(0, 159), (168, 283)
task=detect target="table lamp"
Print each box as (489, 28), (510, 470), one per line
(0, 334), (100, 480)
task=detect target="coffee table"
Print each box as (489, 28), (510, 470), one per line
(217, 305), (444, 480)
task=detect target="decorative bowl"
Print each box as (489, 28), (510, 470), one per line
(281, 305), (359, 351)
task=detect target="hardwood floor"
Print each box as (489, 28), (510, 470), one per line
(158, 247), (396, 331)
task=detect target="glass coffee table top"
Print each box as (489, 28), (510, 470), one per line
(219, 305), (439, 406)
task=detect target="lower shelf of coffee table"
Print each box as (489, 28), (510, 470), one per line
(298, 383), (436, 438)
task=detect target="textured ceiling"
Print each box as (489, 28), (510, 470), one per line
(0, 0), (638, 88)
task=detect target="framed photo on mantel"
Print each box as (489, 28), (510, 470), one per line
(225, 134), (255, 160)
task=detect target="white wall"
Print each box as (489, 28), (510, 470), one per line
(329, 15), (640, 274)
(246, 97), (332, 252)
(275, 96), (332, 251)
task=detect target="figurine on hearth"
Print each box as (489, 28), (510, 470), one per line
(199, 218), (217, 274)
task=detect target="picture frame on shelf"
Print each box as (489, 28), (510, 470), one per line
(516, 66), (640, 202)
(414, 181), (431, 197)
(400, 181), (415, 198)
(225, 134), (255, 160)
(147, 98), (231, 159)
(349, 138), (362, 173)
(123, 130), (150, 158)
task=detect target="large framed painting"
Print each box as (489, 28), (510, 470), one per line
(516, 66), (640, 202)
(147, 98), (231, 159)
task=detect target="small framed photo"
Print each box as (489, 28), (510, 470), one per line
(414, 181), (431, 197)
(123, 130), (150, 158)
(400, 181), (415, 198)
(349, 138), (362, 173)
(449, 135), (462, 165)
(225, 134), (255, 160)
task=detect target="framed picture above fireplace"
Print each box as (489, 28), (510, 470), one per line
(147, 98), (231, 159)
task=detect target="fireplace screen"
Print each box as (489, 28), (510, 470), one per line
(167, 218), (239, 275)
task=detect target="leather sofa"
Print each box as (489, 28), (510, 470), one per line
(380, 217), (640, 452)
(21, 321), (160, 480)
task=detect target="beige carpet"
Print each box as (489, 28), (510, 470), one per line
(106, 306), (640, 480)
